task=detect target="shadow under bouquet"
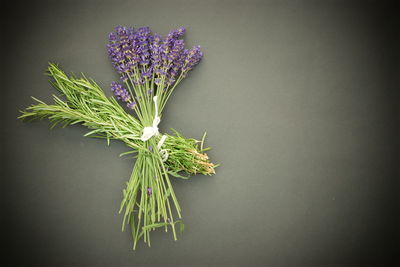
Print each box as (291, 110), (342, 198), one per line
(19, 26), (216, 249)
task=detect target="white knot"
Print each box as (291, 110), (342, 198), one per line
(160, 149), (169, 162)
(140, 96), (160, 142)
(140, 96), (169, 162)
(157, 135), (169, 162)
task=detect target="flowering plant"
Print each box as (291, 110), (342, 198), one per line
(19, 26), (216, 249)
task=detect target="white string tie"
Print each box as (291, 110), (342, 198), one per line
(140, 96), (160, 142)
(157, 135), (169, 162)
(140, 96), (169, 162)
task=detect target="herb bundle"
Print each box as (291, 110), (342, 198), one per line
(19, 26), (216, 249)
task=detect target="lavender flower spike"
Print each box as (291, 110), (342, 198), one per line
(183, 46), (203, 70)
(111, 82), (131, 102)
(127, 101), (136, 110)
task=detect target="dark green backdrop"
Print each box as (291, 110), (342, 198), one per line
(2, 0), (398, 266)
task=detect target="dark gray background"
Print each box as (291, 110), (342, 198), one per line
(2, 0), (398, 266)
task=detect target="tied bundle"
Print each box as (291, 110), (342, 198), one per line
(19, 26), (216, 249)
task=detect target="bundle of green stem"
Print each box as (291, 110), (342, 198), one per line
(19, 64), (216, 249)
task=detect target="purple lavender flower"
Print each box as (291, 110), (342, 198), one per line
(154, 78), (161, 85)
(172, 27), (186, 38)
(147, 187), (152, 196)
(107, 26), (202, 97)
(168, 39), (185, 63)
(161, 27), (186, 65)
(182, 45), (203, 74)
(127, 101), (136, 109)
(164, 27), (186, 48)
(141, 70), (152, 80)
(111, 82), (131, 102)
(150, 33), (162, 73)
(107, 26), (138, 81)
(136, 27), (152, 67)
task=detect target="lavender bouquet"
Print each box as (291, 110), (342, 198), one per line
(19, 26), (216, 249)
